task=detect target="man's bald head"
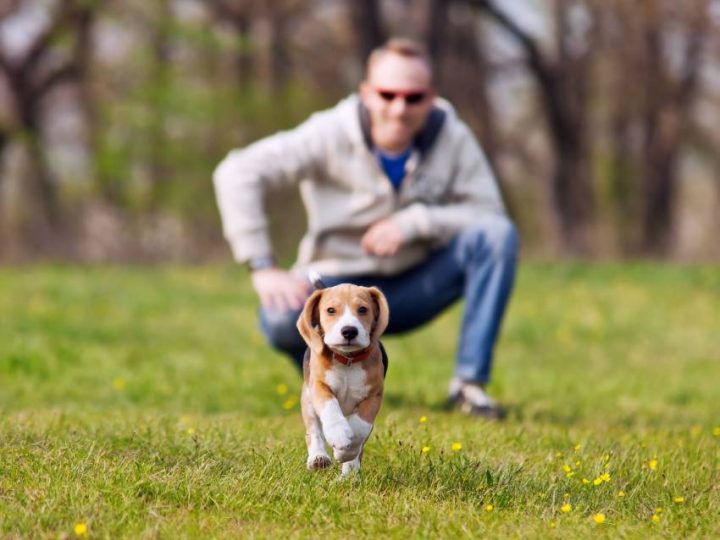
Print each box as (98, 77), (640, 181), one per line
(365, 38), (433, 84)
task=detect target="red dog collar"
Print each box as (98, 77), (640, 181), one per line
(332, 347), (373, 366)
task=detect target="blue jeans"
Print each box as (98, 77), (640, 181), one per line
(259, 214), (518, 384)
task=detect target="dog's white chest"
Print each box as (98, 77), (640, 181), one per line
(324, 364), (369, 416)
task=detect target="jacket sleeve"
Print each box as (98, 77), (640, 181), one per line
(392, 122), (506, 243)
(212, 114), (328, 263)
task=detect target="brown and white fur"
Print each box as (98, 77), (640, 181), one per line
(296, 283), (389, 478)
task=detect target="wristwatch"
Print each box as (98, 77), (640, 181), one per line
(248, 255), (276, 272)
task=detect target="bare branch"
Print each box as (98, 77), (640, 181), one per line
(463, 0), (555, 89)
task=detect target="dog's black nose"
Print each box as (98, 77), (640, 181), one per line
(341, 326), (358, 340)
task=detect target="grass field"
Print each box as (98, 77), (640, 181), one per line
(1, 263), (719, 538)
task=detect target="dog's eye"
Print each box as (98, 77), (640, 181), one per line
(327, 307), (336, 315)
(358, 306), (368, 315)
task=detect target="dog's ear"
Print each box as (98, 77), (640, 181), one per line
(296, 289), (325, 355)
(367, 286), (389, 342)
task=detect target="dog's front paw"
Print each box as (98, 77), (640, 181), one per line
(324, 421), (353, 450)
(307, 453), (332, 471)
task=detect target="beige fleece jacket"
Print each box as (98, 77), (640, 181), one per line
(213, 94), (506, 277)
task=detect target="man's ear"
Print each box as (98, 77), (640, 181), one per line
(296, 289), (325, 355)
(359, 81), (372, 105)
(367, 287), (389, 342)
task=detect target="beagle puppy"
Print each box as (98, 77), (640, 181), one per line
(296, 283), (389, 478)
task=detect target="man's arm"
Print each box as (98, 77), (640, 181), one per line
(213, 112), (333, 309)
(390, 123), (506, 244)
(213, 112), (329, 264)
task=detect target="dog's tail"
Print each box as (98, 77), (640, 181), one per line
(307, 270), (327, 290)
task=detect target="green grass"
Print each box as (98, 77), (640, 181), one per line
(1, 263), (718, 538)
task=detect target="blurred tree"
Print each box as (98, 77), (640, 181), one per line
(598, 0), (710, 256)
(206, 0), (257, 90)
(426, 0), (449, 76)
(350, 0), (385, 62)
(0, 0), (97, 231)
(1, 0), (717, 262)
(467, 0), (597, 255)
(638, 0), (709, 256)
(147, 0), (173, 208)
(434, 3), (498, 162)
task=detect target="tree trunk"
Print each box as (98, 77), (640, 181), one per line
(0, 130), (7, 215)
(638, 1), (706, 256)
(147, 0), (172, 208)
(268, 10), (289, 96)
(17, 90), (60, 228)
(468, 0), (595, 254)
(641, 109), (682, 255)
(426, 0), (449, 84)
(350, 0), (385, 64)
(233, 15), (254, 90)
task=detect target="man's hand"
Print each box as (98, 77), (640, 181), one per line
(360, 218), (406, 257)
(251, 268), (312, 312)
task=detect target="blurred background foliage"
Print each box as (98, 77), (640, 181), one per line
(0, 0), (718, 264)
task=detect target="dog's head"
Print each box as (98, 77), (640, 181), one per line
(296, 284), (389, 356)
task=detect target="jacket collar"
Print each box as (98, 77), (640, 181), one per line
(358, 102), (446, 157)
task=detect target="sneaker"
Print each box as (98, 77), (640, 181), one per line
(447, 377), (506, 420)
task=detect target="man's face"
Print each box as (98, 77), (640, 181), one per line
(359, 53), (435, 153)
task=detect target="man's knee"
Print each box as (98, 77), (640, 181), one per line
(260, 307), (305, 353)
(458, 214), (519, 262)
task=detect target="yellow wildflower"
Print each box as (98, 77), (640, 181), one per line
(276, 383), (288, 395)
(600, 472), (611, 482)
(422, 446), (431, 453)
(549, 521), (556, 529)
(713, 426), (720, 437)
(652, 514), (660, 523)
(561, 503), (572, 513)
(593, 513), (606, 524)
(451, 442), (462, 452)
(186, 427), (195, 435)
(617, 490), (625, 498)
(582, 478), (590, 485)
(673, 496), (684, 503)
(648, 458), (658, 470)
(562, 464), (572, 473)
(485, 504), (494, 512)
(419, 415), (428, 423)
(74, 523), (88, 537)
(655, 507), (663, 513)
(282, 398), (297, 410)
(593, 477), (603, 486)
(565, 471), (575, 478)
(574, 444), (582, 452)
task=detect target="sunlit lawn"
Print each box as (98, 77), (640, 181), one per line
(0, 263), (718, 538)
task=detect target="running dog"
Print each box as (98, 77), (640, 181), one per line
(296, 283), (389, 478)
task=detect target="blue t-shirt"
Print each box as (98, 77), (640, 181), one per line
(377, 149), (411, 191)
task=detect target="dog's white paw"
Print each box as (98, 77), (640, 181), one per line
(324, 421), (353, 450)
(307, 453), (332, 471)
(340, 456), (361, 479)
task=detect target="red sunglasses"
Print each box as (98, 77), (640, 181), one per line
(374, 87), (429, 105)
